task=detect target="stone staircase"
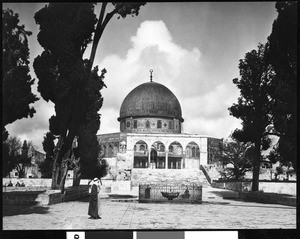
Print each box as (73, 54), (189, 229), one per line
(131, 168), (210, 187)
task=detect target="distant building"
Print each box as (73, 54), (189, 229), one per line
(9, 149), (46, 178)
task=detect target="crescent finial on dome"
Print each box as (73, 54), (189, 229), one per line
(150, 69), (153, 82)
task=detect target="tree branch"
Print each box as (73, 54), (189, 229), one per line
(89, 8), (118, 68)
(98, 2), (107, 26)
(263, 132), (282, 137)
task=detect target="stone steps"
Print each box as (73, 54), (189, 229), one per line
(131, 169), (210, 187)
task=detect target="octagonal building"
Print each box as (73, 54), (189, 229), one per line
(97, 71), (222, 187)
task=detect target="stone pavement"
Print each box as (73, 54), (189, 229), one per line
(3, 187), (296, 230)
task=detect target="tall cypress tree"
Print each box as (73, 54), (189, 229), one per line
(229, 43), (274, 191)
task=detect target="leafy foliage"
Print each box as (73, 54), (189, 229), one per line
(229, 43), (274, 190)
(218, 137), (254, 180)
(112, 2), (146, 19)
(33, 3), (103, 189)
(16, 140), (33, 178)
(267, 1), (297, 170)
(33, 3), (145, 190)
(3, 137), (33, 178)
(2, 137), (19, 177)
(2, 9), (38, 137)
(78, 67), (106, 179)
(39, 132), (56, 178)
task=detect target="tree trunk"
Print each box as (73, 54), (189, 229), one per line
(252, 141), (261, 191)
(59, 161), (69, 201)
(51, 137), (63, 189)
(51, 163), (60, 189)
(72, 163), (81, 186)
(59, 150), (72, 200)
(73, 173), (81, 186)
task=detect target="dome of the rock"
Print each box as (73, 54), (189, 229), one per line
(118, 81), (184, 134)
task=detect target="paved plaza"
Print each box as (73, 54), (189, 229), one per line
(3, 187), (296, 230)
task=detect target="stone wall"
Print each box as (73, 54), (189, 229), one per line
(239, 191), (296, 207)
(3, 177), (74, 187)
(3, 185), (90, 206)
(259, 181), (296, 195)
(100, 180), (131, 192)
(64, 185), (89, 202)
(131, 168), (209, 187)
(3, 178), (131, 193)
(212, 180), (296, 196)
(3, 189), (47, 206)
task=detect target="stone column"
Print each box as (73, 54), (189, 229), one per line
(148, 150), (151, 168)
(165, 150), (169, 169)
(182, 150), (186, 169)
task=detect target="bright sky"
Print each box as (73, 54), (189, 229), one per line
(3, 2), (278, 152)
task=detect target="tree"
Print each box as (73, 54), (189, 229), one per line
(2, 9), (38, 139)
(218, 137), (254, 180)
(267, 2), (297, 170)
(267, 146), (295, 181)
(33, 3), (146, 193)
(39, 132), (55, 178)
(229, 43), (274, 191)
(3, 136), (21, 177)
(15, 140), (33, 178)
(3, 137), (33, 178)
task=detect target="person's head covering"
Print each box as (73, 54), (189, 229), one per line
(90, 177), (100, 185)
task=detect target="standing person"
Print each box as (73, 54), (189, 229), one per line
(88, 178), (101, 219)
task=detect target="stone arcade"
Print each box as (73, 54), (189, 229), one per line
(97, 71), (222, 186)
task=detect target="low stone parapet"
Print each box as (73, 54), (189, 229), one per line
(3, 189), (48, 206)
(63, 185), (89, 202)
(3, 178), (74, 187)
(36, 190), (62, 205)
(2, 186), (89, 206)
(211, 180), (296, 196)
(239, 191), (296, 207)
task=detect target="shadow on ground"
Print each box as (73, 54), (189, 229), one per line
(208, 190), (239, 199)
(3, 205), (50, 216)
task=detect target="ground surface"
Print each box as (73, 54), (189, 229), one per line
(3, 187), (296, 230)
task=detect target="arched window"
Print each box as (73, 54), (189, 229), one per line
(157, 120), (162, 128)
(146, 120), (150, 128)
(192, 147), (196, 158)
(107, 145), (113, 157)
(186, 146), (191, 157)
(169, 121), (173, 129)
(133, 120), (137, 128)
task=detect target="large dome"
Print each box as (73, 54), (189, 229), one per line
(118, 81), (184, 122)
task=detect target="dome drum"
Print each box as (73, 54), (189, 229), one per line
(120, 116), (182, 134)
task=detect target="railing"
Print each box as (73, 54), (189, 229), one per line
(200, 165), (212, 184)
(139, 183), (202, 204)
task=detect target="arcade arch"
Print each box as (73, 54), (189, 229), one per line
(133, 140), (148, 168)
(150, 141), (166, 169)
(168, 141), (183, 169)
